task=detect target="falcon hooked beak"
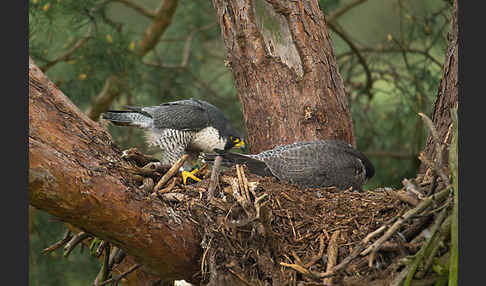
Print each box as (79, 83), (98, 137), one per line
(230, 136), (246, 151)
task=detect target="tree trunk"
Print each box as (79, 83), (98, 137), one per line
(28, 58), (201, 284)
(211, 0), (355, 153)
(419, 0), (458, 175)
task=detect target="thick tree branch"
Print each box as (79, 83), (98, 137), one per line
(29, 58), (201, 284)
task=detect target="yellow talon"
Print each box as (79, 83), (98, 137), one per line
(182, 169), (202, 185)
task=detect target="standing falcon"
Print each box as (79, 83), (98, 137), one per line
(102, 98), (245, 184)
(204, 140), (374, 191)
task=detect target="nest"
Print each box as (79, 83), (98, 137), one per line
(121, 147), (453, 286)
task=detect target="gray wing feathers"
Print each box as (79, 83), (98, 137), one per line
(105, 99), (211, 131)
(260, 141), (368, 190)
(148, 104), (210, 131)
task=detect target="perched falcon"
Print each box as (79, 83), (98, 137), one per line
(204, 140), (374, 191)
(102, 98), (245, 183)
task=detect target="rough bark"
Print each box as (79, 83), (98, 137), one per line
(28, 58), (201, 284)
(419, 0), (458, 174)
(211, 0), (355, 153)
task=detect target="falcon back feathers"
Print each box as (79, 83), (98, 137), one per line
(204, 140), (375, 191)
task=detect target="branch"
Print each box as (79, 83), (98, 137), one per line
(144, 22), (217, 68)
(85, 75), (121, 121)
(337, 47), (443, 69)
(326, 21), (373, 97)
(112, 0), (156, 18)
(29, 58), (201, 283)
(139, 0), (180, 56)
(40, 24), (94, 72)
(326, 0), (368, 23)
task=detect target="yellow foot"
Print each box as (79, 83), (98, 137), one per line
(182, 169), (202, 185)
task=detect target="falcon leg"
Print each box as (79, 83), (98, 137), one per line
(182, 169), (201, 185)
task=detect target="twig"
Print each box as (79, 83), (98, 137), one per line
(390, 189), (420, 206)
(144, 22), (217, 68)
(304, 234), (325, 268)
(236, 165), (251, 202)
(154, 154), (189, 191)
(41, 229), (72, 255)
(95, 264), (141, 286)
(93, 243), (111, 286)
(138, 0), (180, 57)
(326, 0), (368, 23)
(324, 230), (340, 285)
(121, 148), (160, 166)
(86, 76), (121, 121)
(40, 24), (94, 72)
(139, 177), (155, 193)
(95, 240), (108, 257)
(63, 232), (90, 257)
(279, 262), (322, 280)
(201, 237), (213, 278)
(207, 155), (222, 202)
(418, 215), (451, 278)
(227, 267), (253, 286)
(161, 192), (190, 203)
(113, 0), (156, 18)
(108, 246), (124, 269)
(404, 205), (449, 286)
(308, 219), (395, 279)
(228, 177), (253, 217)
(402, 179), (425, 200)
(361, 188), (450, 259)
(206, 248), (218, 286)
(337, 47), (443, 69)
(156, 177), (178, 194)
(327, 21), (373, 97)
(418, 113), (451, 186)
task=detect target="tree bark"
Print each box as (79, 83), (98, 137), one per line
(28, 58), (201, 284)
(211, 0), (355, 153)
(419, 0), (458, 175)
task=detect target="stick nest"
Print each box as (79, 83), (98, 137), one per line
(152, 165), (422, 285)
(122, 145), (453, 286)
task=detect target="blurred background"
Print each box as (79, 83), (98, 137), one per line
(29, 0), (452, 284)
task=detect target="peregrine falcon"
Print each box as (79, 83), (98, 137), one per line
(102, 98), (245, 183)
(204, 140), (374, 191)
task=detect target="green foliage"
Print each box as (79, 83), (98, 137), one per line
(338, 0), (450, 189)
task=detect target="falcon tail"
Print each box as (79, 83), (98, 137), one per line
(101, 109), (153, 128)
(349, 150), (375, 180)
(203, 151), (273, 177)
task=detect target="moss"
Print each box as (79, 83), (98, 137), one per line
(254, 0), (283, 44)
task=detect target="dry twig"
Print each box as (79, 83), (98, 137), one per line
(41, 229), (72, 255)
(154, 154), (189, 191)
